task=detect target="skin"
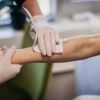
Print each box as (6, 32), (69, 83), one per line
(22, 0), (42, 16)
(11, 35), (100, 64)
(22, 0), (58, 56)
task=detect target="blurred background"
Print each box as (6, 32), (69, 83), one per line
(1, 0), (100, 100)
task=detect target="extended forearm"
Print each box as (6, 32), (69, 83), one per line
(22, 0), (42, 16)
(12, 35), (100, 64)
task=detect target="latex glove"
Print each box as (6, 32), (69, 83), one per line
(34, 39), (63, 53)
(23, 8), (62, 56)
(30, 15), (61, 56)
(0, 46), (22, 84)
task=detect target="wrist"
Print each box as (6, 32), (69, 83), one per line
(31, 15), (49, 28)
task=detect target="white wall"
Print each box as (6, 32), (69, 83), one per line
(57, 0), (100, 17)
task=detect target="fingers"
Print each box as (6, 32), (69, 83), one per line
(31, 26), (61, 56)
(30, 31), (36, 40)
(3, 45), (16, 60)
(33, 31), (61, 56)
(36, 33), (46, 56)
(44, 32), (51, 56)
(0, 46), (8, 61)
(50, 32), (56, 53)
(11, 64), (22, 74)
(55, 32), (60, 44)
(5, 64), (22, 81)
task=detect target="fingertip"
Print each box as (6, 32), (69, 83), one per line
(18, 64), (22, 69)
(47, 52), (52, 57)
(39, 45), (46, 55)
(41, 51), (46, 56)
(51, 45), (56, 53)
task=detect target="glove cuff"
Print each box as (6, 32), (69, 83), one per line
(32, 15), (47, 23)
(31, 15), (49, 28)
(23, 7), (48, 28)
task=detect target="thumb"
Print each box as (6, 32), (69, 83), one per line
(4, 45), (16, 59)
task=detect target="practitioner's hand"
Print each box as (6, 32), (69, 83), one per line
(0, 46), (22, 84)
(30, 15), (60, 56)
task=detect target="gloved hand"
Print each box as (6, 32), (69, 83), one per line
(30, 15), (61, 56)
(23, 8), (63, 56)
(0, 45), (22, 84)
(33, 39), (63, 54)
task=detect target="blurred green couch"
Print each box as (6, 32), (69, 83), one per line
(0, 23), (52, 100)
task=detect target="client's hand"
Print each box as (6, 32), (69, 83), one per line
(0, 45), (22, 84)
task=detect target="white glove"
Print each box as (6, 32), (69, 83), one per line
(0, 46), (22, 84)
(30, 15), (61, 56)
(34, 39), (63, 54)
(23, 8), (63, 56)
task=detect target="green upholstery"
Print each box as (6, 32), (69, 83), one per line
(0, 1), (52, 100)
(0, 84), (31, 100)
(7, 23), (52, 100)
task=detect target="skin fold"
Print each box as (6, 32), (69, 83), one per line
(12, 35), (100, 64)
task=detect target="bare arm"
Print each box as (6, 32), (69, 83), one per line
(22, 0), (42, 16)
(12, 35), (100, 64)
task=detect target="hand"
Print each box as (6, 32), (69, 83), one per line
(23, 8), (62, 56)
(30, 15), (60, 56)
(0, 46), (22, 84)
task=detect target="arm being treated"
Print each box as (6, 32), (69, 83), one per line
(12, 35), (100, 64)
